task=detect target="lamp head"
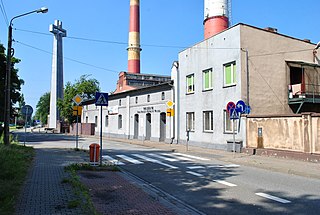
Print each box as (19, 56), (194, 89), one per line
(37, 7), (48, 13)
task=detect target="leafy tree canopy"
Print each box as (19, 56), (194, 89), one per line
(58, 75), (100, 124)
(0, 43), (24, 124)
(34, 92), (50, 125)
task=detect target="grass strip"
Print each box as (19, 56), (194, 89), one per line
(0, 140), (34, 215)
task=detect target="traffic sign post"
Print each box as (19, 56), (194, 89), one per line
(227, 100), (251, 157)
(21, 105), (33, 146)
(72, 95), (83, 150)
(95, 92), (109, 166)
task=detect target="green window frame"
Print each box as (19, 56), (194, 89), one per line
(203, 69), (213, 90)
(186, 74), (195, 94)
(224, 62), (236, 86)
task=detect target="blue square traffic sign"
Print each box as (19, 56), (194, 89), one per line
(95, 92), (108, 106)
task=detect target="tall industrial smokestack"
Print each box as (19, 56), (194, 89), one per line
(204, 0), (229, 39)
(127, 0), (141, 74)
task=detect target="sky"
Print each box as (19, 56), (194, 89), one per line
(0, 0), (319, 112)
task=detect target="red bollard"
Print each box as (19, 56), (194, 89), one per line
(89, 143), (100, 164)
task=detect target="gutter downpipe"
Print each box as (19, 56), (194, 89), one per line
(171, 61), (179, 144)
(241, 48), (250, 105)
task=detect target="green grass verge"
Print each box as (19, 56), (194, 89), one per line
(0, 141), (34, 215)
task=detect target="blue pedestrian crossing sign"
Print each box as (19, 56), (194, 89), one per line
(229, 108), (239, 120)
(95, 92), (108, 106)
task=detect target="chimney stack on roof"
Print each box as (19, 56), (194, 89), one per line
(204, 0), (230, 39)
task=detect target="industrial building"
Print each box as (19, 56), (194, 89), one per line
(81, 0), (320, 156)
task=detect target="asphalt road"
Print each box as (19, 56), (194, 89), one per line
(17, 131), (320, 215)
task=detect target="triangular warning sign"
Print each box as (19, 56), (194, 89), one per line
(96, 94), (107, 105)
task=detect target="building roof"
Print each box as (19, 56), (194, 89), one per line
(180, 23), (316, 53)
(82, 81), (173, 105)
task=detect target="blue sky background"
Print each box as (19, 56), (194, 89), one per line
(0, 0), (319, 111)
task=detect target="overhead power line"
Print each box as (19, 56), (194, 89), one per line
(15, 28), (187, 49)
(0, 0), (9, 27)
(14, 28), (314, 57)
(15, 40), (119, 74)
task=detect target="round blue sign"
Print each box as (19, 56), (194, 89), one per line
(236, 100), (246, 114)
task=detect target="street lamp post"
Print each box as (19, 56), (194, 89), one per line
(3, 7), (48, 145)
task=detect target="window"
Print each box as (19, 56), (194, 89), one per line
(118, 115), (122, 129)
(203, 69), (213, 90)
(224, 110), (237, 133)
(203, 111), (213, 132)
(161, 92), (165, 100)
(119, 99), (122, 106)
(147, 95), (150, 102)
(135, 97), (138, 104)
(224, 62), (236, 86)
(186, 74), (195, 94)
(105, 115), (109, 127)
(85, 116), (88, 123)
(186, 112), (195, 131)
(95, 116), (98, 127)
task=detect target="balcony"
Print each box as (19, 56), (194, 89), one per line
(288, 83), (320, 113)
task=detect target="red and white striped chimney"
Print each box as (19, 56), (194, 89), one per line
(204, 0), (229, 39)
(127, 0), (141, 74)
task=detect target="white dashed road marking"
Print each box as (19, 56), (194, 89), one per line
(255, 193), (291, 204)
(162, 153), (193, 161)
(224, 164), (240, 168)
(102, 155), (125, 165)
(147, 153), (178, 162)
(214, 180), (237, 187)
(187, 166), (205, 170)
(133, 154), (178, 169)
(186, 171), (204, 177)
(116, 155), (143, 164)
(173, 153), (210, 161)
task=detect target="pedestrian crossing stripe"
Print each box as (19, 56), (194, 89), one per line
(103, 153), (240, 169)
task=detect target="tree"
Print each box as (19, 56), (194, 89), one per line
(0, 43), (24, 130)
(34, 92), (50, 125)
(58, 75), (100, 124)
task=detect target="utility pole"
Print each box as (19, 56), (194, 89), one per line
(3, 7), (48, 145)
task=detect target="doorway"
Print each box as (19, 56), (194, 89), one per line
(134, 114), (139, 139)
(145, 113), (151, 140)
(159, 113), (166, 142)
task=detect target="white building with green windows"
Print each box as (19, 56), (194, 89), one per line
(174, 23), (319, 150)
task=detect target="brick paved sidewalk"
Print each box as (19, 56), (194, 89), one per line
(79, 171), (178, 215)
(15, 148), (86, 215)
